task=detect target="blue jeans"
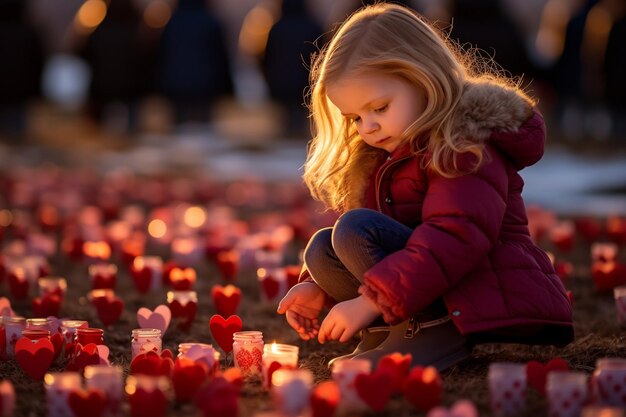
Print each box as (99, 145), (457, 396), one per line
(303, 208), (412, 303)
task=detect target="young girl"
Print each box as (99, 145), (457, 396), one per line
(277, 3), (574, 370)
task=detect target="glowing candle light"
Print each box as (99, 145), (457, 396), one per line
(262, 343), (299, 389)
(44, 372), (81, 417)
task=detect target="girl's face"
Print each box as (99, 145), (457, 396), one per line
(326, 73), (427, 153)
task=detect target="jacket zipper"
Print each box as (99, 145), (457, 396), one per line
(404, 317), (419, 338)
(375, 155), (412, 212)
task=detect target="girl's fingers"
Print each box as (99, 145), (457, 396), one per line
(318, 319), (334, 344)
(276, 293), (294, 314)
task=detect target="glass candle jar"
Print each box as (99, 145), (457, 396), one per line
(75, 327), (104, 345)
(88, 263), (118, 290)
(166, 290), (197, 330)
(591, 358), (626, 408)
(3, 316), (25, 358)
(61, 320), (89, 344)
(84, 365), (124, 417)
(132, 256), (163, 292)
(331, 358), (371, 415)
(262, 343), (299, 389)
(488, 362), (527, 417)
(44, 372), (81, 417)
(591, 242), (619, 262)
(25, 317), (54, 331)
(271, 368), (313, 417)
(547, 371), (588, 417)
(233, 331), (264, 377)
(131, 328), (162, 359)
(177, 342), (221, 375)
(257, 267), (288, 304)
(38, 276), (67, 298)
(21, 329), (51, 341)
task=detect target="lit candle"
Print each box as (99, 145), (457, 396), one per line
(125, 375), (170, 417)
(171, 236), (202, 266)
(232, 331), (264, 377)
(44, 372), (81, 417)
(38, 276), (67, 298)
(75, 327), (104, 346)
(262, 343), (299, 389)
(546, 371), (588, 417)
(82, 240), (112, 264)
(488, 362), (527, 417)
(131, 328), (162, 359)
(88, 263), (117, 290)
(581, 406), (625, 417)
(84, 365), (124, 417)
(177, 342), (221, 376)
(25, 318), (54, 331)
(331, 358), (371, 414)
(591, 358), (626, 408)
(257, 267), (288, 304)
(591, 242), (619, 263)
(166, 290), (197, 331)
(271, 368), (313, 417)
(131, 256), (162, 293)
(614, 287), (626, 327)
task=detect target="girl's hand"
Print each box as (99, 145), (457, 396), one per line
(277, 282), (326, 340)
(318, 295), (381, 344)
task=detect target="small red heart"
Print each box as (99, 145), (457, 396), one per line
(169, 300), (197, 331)
(260, 276), (280, 300)
(354, 368), (395, 412)
(591, 261), (626, 292)
(68, 388), (106, 417)
(8, 274), (29, 300)
(92, 273), (116, 290)
(66, 343), (101, 373)
(172, 358), (209, 403)
(169, 267), (196, 291)
(310, 380), (340, 417)
(94, 296), (124, 326)
(128, 387), (168, 417)
(194, 377), (239, 417)
(607, 216), (626, 245)
(376, 352), (412, 392)
(50, 332), (64, 360)
(32, 294), (62, 317)
(130, 351), (173, 377)
(211, 284), (241, 317)
(130, 267), (152, 294)
(402, 366), (442, 411)
(208, 314), (242, 353)
(526, 358), (570, 396)
(216, 250), (239, 281)
(15, 337), (55, 380)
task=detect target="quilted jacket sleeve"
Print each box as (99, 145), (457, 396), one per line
(359, 147), (509, 324)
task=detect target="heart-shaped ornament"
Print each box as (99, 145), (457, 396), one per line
(66, 343), (101, 372)
(208, 315), (242, 353)
(355, 368), (395, 412)
(216, 250), (239, 281)
(15, 337), (55, 380)
(137, 305), (171, 334)
(172, 358), (209, 403)
(526, 358), (570, 396)
(169, 300), (197, 331)
(402, 366), (443, 411)
(68, 388), (106, 417)
(310, 380), (340, 417)
(32, 294), (62, 318)
(211, 284), (241, 317)
(94, 296), (124, 326)
(376, 352), (412, 392)
(128, 387), (168, 417)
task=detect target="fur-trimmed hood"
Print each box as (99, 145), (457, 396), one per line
(345, 79), (538, 210)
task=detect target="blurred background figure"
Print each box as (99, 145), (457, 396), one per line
(157, 0), (234, 124)
(0, 0), (44, 143)
(260, 0), (323, 137)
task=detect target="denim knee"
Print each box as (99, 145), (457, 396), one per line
(332, 208), (379, 251)
(303, 227), (333, 275)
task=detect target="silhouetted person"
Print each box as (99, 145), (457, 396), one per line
(449, 0), (534, 79)
(157, 0), (233, 124)
(0, 0), (44, 142)
(80, 0), (144, 132)
(261, 0), (323, 137)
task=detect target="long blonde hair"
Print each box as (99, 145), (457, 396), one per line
(303, 3), (531, 212)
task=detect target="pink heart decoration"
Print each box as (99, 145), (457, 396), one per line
(97, 344), (110, 365)
(209, 314), (242, 353)
(137, 305), (171, 334)
(426, 400), (479, 417)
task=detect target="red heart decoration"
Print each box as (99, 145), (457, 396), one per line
(402, 366), (442, 411)
(310, 380), (340, 417)
(574, 216), (603, 242)
(209, 314), (242, 353)
(260, 276), (280, 300)
(169, 300), (197, 331)
(194, 377), (239, 417)
(221, 367), (244, 390)
(354, 369), (395, 412)
(130, 351), (173, 377)
(216, 250), (239, 281)
(94, 296), (124, 326)
(377, 352), (412, 392)
(68, 388), (106, 417)
(8, 274), (29, 300)
(526, 358), (570, 396)
(128, 387), (168, 417)
(554, 260), (573, 282)
(169, 267), (196, 291)
(50, 332), (64, 360)
(211, 284), (241, 317)
(172, 358), (209, 403)
(32, 294), (62, 317)
(0, 325), (7, 361)
(130, 267), (152, 294)
(591, 261), (626, 292)
(66, 343), (100, 373)
(92, 273), (116, 290)
(607, 216), (626, 245)
(15, 337), (55, 380)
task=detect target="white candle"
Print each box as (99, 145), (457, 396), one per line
(271, 368), (313, 417)
(591, 358), (626, 408)
(546, 371), (588, 417)
(488, 362), (527, 417)
(262, 343), (299, 389)
(44, 372), (81, 417)
(131, 328), (162, 359)
(331, 358), (371, 415)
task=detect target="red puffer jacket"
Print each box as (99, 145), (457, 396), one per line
(356, 81), (574, 346)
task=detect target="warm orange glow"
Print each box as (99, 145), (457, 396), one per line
(170, 267), (196, 283)
(184, 206), (206, 229)
(172, 238), (194, 255)
(607, 216), (625, 232)
(239, 6), (277, 55)
(83, 241), (111, 260)
(39, 205), (59, 227)
(148, 219), (167, 239)
(422, 366), (440, 384)
(535, 0), (571, 62)
(143, 0), (171, 29)
(0, 209), (12, 227)
(75, 0), (107, 32)
(257, 267), (267, 279)
(223, 284), (240, 297)
(312, 380), (340, 402)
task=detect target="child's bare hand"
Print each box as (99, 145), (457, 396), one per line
(318, 295), (381, 344)
(277, 282), (326, 340)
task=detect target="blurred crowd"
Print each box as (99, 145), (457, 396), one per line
(0, 0), (625, 144)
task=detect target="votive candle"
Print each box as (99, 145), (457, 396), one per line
(84, 365), (124, 417)
(331, 358), (371, 415)
(488, 362), (527, 417)
(546, 371), (588, 417)
(262, 343), (299, 389)
(131, 328), (162, 359)
(44, 372), (81, 417)
(591, 358), (626, 408)
(233, 331), (264, 377)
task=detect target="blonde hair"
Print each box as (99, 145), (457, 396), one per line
(303, 2), (533, 212)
